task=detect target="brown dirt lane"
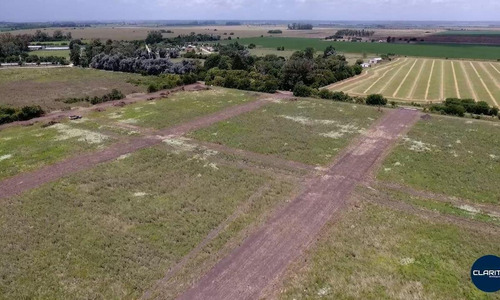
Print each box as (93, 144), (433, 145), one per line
(176, 108), (420, 300)
(0, 98), (270, 200)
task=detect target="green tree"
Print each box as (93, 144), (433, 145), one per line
(366, 94), (388, 106)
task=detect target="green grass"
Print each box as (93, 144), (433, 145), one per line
(280, 198), (500, 300)
(230, 37), (500, 60)
(33, 49), (70, 59)
(436, 30), (500, 36)
(98, 88), (260, 129)
(378, 116), (500, 204)
(190, 98), (380, 165)
(0, 119), (118, 180)
(0, 144), (282, 299)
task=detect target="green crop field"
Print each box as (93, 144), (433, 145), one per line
(328, 57), (500, 106)
(33, 49), (70, 59)
(231, 37), (500, 60)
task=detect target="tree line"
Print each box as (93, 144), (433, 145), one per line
(333, 29), (375, 38)
(288, 23), (313, 30)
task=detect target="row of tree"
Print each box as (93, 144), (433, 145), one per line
(288, 23), (313, 30)
(430, 98), (499, 117)
(333, 29), (375, 37)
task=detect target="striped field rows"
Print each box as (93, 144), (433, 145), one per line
(327, 58), (500, 106)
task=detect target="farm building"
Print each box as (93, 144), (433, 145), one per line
(369, 58), (383, 64)
(361, 63), (371, 68)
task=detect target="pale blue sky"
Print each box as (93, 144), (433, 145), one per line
(1, 0), (499, 22)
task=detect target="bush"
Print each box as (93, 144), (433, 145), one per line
(366, 94), (387, 106)
(147, 84), (159, 93)
(0, 105), (44, 125)
(293, 83), (314, 97)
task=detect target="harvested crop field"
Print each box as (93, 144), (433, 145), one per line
(0, 67), (146, 111)
(328, 57), (500, 106)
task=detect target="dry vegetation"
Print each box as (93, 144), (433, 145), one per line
(0, 68), (146, 111)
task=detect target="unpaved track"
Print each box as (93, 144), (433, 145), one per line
(177, 108), (420, 300)
(0, 99), (270, 200)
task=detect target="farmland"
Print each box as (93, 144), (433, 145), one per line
(0, 68), (146, 111)
(32, 49), (70, 59)
(233, 37), (500, 60)
(0, 84), (499, 299)
(328, 57), (500, 106)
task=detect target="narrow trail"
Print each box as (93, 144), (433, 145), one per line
(176, 108), (420, 300)
(393, 59), (418, 97)
(425, 60), (435, 100)
(0, 99), (272, 200)
(451, 61), (461, 98)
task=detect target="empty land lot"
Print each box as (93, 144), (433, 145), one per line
(0, 86), (499, 299)
(328, 57), (500, 106)
(0, 68), (146, 111)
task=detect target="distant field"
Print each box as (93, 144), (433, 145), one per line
(378, 116), (500, 204)
(0, 68), (145, 111)
(437, 30), (500, 36)
(328, 57), (500, 106)
(32, 49), (70, 59)
(232, 37), (500, 60)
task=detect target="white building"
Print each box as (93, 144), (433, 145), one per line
(361, 63), (371, 68)
(369, 58), (383, 64)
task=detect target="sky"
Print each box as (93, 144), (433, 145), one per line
(1, 0), (500, 22)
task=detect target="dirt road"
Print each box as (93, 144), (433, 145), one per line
(177, 108), (420, 300)
(0, 98), (270, 200)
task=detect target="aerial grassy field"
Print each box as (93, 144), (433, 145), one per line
(191, 98), (380, 165)
(378, 115), (500, 204)
(280, 197), (500, 300)
(0, 143), (298, 299)
(0, 67), (147, 111)
(0, 88), (262, 180)
(232, 37), (500, 60)
(328, 57), (500, 106)
(95, 88), (260, 129)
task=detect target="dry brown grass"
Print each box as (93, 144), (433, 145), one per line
(0, 68), (146, 111)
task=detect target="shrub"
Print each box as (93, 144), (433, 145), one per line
(147, 84), (159, 93)
(0, 105), (44, 125)
(366, 94), (387, 106)
(293, 83), (314, 97)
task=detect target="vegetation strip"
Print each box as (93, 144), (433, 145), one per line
(451, 61), (461, 98)
(408, 59), (427, 99)
(459, 61), (479, 100)
(425, 60), (435, 100)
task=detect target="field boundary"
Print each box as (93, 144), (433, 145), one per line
(425, 60), (435, 100)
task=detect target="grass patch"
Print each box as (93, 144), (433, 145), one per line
(0, 145), (274, 299)
(0, 119), (117, 180)
(99, 88), (259, 129)
(280, 199), (500, 299)
(232, 37), (500, 60)
(378, 116), (500, 204)
(190, 98), (380, 165)
(33, 50), (70, 60)
(0, 68), (147, 111)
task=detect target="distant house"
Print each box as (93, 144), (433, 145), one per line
(369, 58), (383, 64)
(361, 63), (371, 68)
(28, 46), (44, 51)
